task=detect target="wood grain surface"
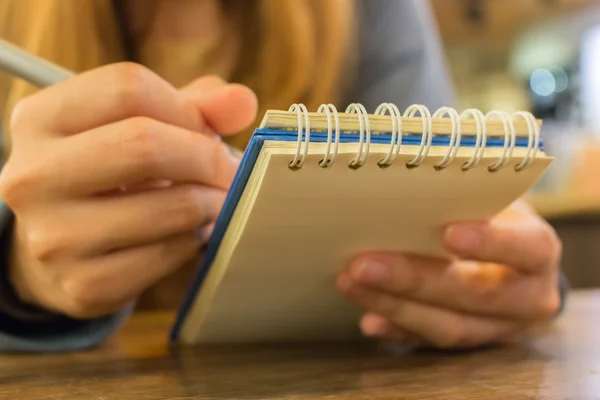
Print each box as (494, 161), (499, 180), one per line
(1, 290), (599, 399)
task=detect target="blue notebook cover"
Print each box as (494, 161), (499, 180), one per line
(170, 127), (539, 341)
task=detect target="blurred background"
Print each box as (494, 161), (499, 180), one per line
(430, 0), (600, 289)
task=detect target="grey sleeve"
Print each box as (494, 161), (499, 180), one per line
(0, 199), (132, 353)
(344, 0), (569, 314)
(341, 0), (458, 111)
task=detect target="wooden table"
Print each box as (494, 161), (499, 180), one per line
(1, 290), (600, 399)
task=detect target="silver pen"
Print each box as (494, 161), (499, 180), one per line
(0, 38), (74, 86)
(0, 38), (244, 158)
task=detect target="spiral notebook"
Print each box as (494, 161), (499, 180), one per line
(170, 102), (553, 344)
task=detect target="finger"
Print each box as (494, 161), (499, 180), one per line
(197, 221), (217, 245)
(345, 254), (561, 320)
(360, 312), (411, 342)
(50, 117), (239, 195)
(183, 82), (259, 135)
(59, 232), (201, 319)
(54, 184), (225, 257)
(179, 75), (228, 136)
(361, 313), (426, 349)
(179, 75), (227, 97)
(13, 62), (204, 135)
(337, 275), (523, 349)
(442, 217), (562, 274)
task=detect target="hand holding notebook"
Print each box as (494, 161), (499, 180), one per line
(172, 102), (558, 345)
(335, 198), (561, 348)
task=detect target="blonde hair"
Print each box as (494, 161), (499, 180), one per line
(0, 0), (356, 153)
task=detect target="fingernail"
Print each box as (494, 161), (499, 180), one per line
(445, 225), (482, 252)
(362, 321), (387, 337)
(361, 314), (389, 337)
(350, 259), (389, 285)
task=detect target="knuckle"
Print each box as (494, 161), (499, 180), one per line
(0, 165), (36, 207)
(535, 223), (563, 268)
(9, 97), (36, 132)
(108, 62), (154, 115)
(25, 226), (70, 263)
(537, 290), (561, 318)
(61, 277), (105, 319)
(119, 117), (164, 172)
(545, 226), (563, 264)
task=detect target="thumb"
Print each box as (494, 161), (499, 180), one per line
(180, 75), (259, 136)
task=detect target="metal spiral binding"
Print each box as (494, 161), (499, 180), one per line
(374, 102), (402, 167)
(512, 111), (541, 171)
(316, 103), (340, 168)
(431, 106), (461, 170)
(286, 103), (539, 172)
(288, 103), (310, 169)
(485, 110), (515, 172)
(460, 108), (487, 170)
(345, 103), (371, 169)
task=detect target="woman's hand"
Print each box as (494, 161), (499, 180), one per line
(337, 200), (563, 349)
(0, 63), (257, 319)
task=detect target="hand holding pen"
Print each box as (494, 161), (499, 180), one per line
(0, 39), (257, 317)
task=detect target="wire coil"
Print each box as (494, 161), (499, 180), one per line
(286, 103), (540, 172)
